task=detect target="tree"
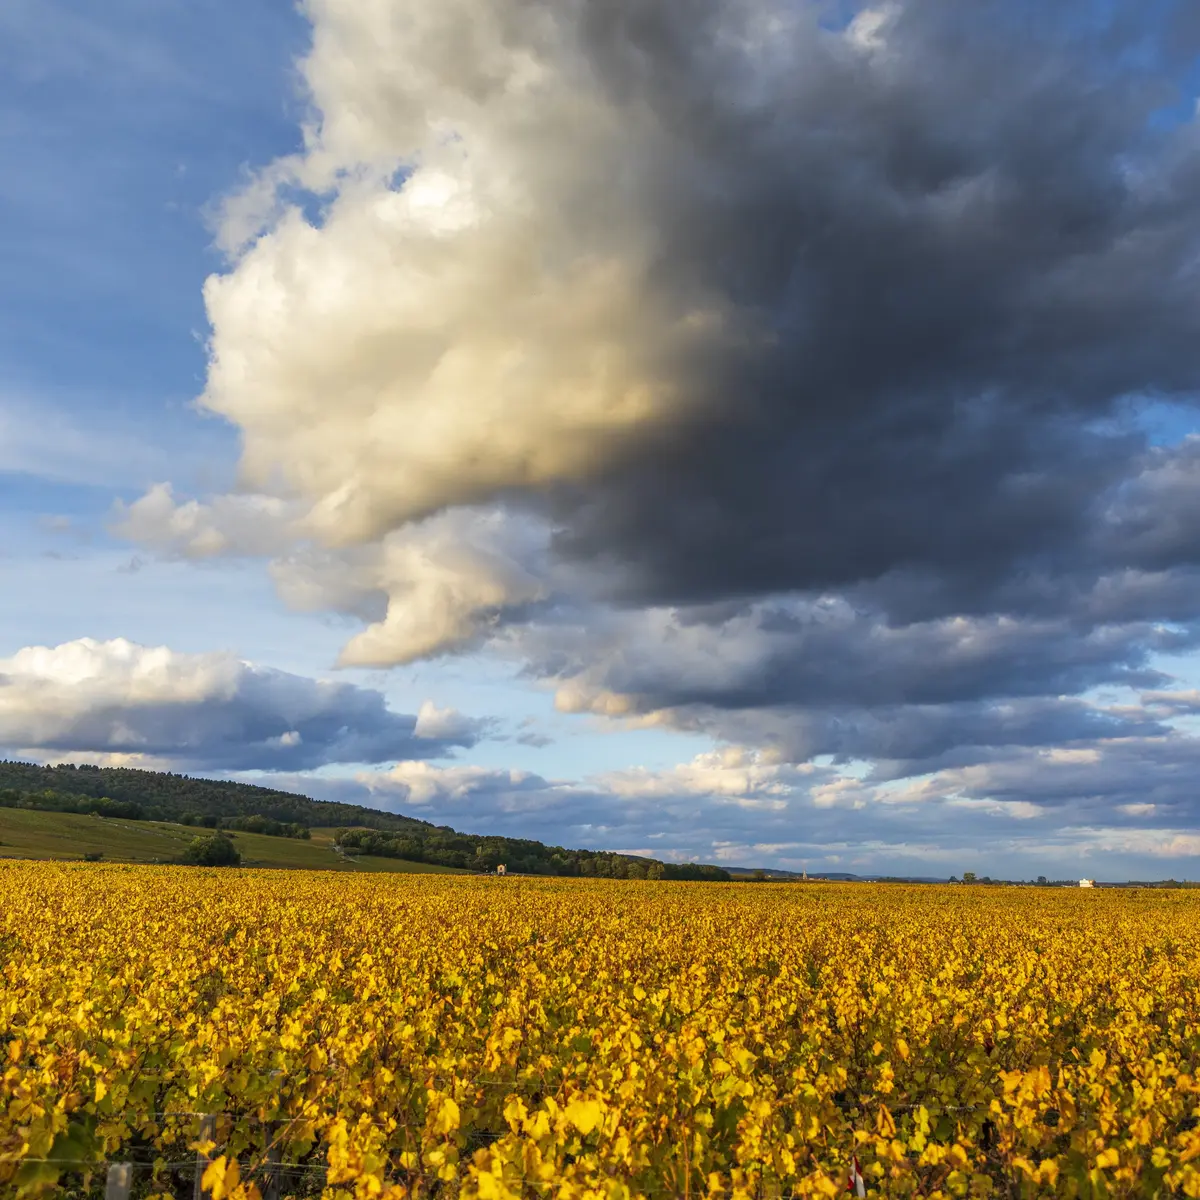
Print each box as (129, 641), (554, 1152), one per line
(178, 833), (241, 867)
(962, 871), (977, 884)
(1037, 875), (1048, 886)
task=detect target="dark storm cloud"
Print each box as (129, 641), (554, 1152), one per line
(656, 696), (1168, 776)
(549, 0), (1200, 612)
(1098, 439), (1200, 573)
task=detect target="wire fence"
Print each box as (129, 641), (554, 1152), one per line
(10, 1068), (1184, 1200)
(20, 1139), (868, 1200)
(17, 1155), (842, 1200)
(9, 1095), (1129, 1200)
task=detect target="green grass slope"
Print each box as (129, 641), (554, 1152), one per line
(0, 809), (463, 873)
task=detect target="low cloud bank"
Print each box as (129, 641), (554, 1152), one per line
(0, 637), (485, 771)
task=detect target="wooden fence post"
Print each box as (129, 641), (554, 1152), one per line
(264, 1137), (281, 1200)
(105, 1162), (132, 1200)
(193, 1114), (215, 1200)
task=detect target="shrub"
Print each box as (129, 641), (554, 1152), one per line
(177, 834), (241, 867)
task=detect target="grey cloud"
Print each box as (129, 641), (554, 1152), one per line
(508, 592), (1186, 775)
(1097, 439), (1200, 573)
(552, 604), (1181, 710)
(548, 0), (1200, 613)
(916, 736), (1200, 817)
(657, 697), (1167, 777)
(287, 737), (1200, 880)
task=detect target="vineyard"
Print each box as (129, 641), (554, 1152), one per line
(3, 864), (1200, 1199)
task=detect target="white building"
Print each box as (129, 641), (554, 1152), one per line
(1079, 878), (1095, 888)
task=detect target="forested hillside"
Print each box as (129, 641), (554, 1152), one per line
(0, 760), (730, 879)
(0, 760), (431, 831)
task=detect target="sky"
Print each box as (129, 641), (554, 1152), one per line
(2, 0), (1200, 881)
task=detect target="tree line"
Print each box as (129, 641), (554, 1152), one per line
(0, 788), (309, 839)
(333, 827), (730, 880)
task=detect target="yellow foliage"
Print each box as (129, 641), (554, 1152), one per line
(565, 1099), (604, 1135)
(1, 863), (1199, 1198)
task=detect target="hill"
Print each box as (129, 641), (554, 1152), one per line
(0, 760), (731, 879)
(0, 807), (463, 873)
(0, 760), (432, 832)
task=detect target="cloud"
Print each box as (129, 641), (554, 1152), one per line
(532, 598), (1180, 714)
(336, 735), (1200, 879)
(268, 508), (550, 664)
(110, 483), (298, 558)
(597, 746), (804, 808)
(1098, 438), (1200, 573)
(360, 760), (553, 809)
(646, 697), (1166, 780)
(876, 734), (1200, 821)
(116, 494), (552, 662)
(498, 595), (1178, 769)
(195, 0), (1198, 592)
(201, 0), (738, 546)
(160, 0), (1200, 646)
(349, 750), (834, 849)
(0, 637), (483, 770)
(413, 699), (491, 742)
(111, 483), (298, 558)
(329, 509), (549, 665)
(110, 0), (1200, 876)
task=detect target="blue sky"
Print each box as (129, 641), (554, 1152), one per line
(3, 0), (1200, 880)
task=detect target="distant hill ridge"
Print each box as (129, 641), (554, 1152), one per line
(0, 759), (433, 832)
(0, 760), (730, 880)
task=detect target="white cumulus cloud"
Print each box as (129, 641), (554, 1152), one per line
(111, 483), (297, 559)
(200, 0), (735, 547)
(0, 637), (484, 770)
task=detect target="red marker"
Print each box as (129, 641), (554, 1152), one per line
(847, 1155), (866, 1197)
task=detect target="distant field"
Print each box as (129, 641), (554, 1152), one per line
(0, 809), (463, 873)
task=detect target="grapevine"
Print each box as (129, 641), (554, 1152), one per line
(2, 863), (1199, 1198)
